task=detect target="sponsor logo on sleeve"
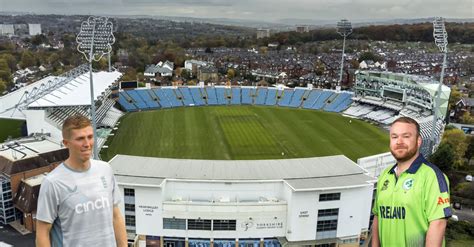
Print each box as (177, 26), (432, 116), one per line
(437, 197), (450, 205)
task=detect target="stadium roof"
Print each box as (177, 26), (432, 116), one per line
(110, 154), (375, 191)
(0, 70), (122, 120)
(28, 71), (122, 107)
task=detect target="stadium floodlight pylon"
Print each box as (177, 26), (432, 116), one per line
(336, 19), (352, 91)
(429, 17), (448, 156)
(76, 16), (115, 159)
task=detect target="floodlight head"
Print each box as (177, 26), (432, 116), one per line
(76, 16), (115, 62)
(337, 19), (352, 37)
(433, 17), (448, 52)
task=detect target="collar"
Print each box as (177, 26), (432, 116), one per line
(389, 154), (425, 174)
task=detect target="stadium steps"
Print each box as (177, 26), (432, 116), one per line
(147, 89), (163, 108)
(289, 88), (306, 108)
(278, 89), (294, 107)
(312, 91), (333, 110)
(178, 87), (195, 106)
(190, 87), (206, 106)
(302, 90), (321, 109)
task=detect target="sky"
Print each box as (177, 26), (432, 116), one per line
(0, 0), (472, 22)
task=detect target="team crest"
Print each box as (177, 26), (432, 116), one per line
(402, 178), (414, 191)
(381, 180), (389, 191)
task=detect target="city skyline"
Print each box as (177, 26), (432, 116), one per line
(0, 0), (471, 22)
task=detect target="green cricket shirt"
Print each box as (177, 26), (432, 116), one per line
(372, 154), (452, 247)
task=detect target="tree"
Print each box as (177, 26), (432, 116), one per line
(20, 50), (36, 68)
(441, 128), (467, 168)
(0, 54), (17, 71)
(227, 69), (235, 80)
(448, 86), (462, 111)
(358, 51), (382, 63)
(429, 142), (455, 173)
(465, 136), (474, 163)
(0, 79), (6, 94)
(460, 112), (474, 124)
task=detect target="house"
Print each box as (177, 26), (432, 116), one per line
(144, 61), (174, 78)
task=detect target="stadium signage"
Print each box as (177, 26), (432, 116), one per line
(299, 211), (309, 218)
(139, 205), (159, 216)
(255, 222), (284, 229)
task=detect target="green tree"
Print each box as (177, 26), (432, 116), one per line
(20, 50), (36, 68)
(429, 142), (455, 173)
(0, 54), (17, 71)
(460, 112), (474, 124)
(227, 69), (235, 80)
(448, 86), (462, 111)
(441, 128), (467, 168)
(465, 136), (474, 163)
(0, 79), (6, 94)
(358, 51), (382, 62)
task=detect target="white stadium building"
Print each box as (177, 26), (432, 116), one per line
(110, 154), (375, 247)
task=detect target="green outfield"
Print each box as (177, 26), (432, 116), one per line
(0, 119), (25, 142)
(101, 106), (390, 161)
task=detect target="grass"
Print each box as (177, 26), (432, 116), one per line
(101, 106), (389, 161)
(0, 119), (25, 142)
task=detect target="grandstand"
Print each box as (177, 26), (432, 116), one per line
(0, 65), (123, 152)
(344, 70), (451, 156)
(117, 86), (354, 114)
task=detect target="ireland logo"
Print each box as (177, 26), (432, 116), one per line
(403, 178), (414, 191)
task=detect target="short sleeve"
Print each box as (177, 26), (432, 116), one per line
(36, 178), (59, 224)
(111, 171), (122, 206)
(424, 171), (452, 222)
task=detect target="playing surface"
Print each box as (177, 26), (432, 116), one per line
(0, 119), (25, 142)
(101, 106), (389, 161)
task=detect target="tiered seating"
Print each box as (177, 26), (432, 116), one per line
(47, 105), (90, 127)
(255, 88), (267, 105)
(265, 88), (278, 105)
(118, 91), (137, 111)
(190, 87), (206, 106)
(152, 89), (172, 108)
(205, 87), (218, 105)
(241, 87), (253, 105)
(100, 106), (123, 127)
(216, 87), (227, 105)
(136, 90), (160, 109)
(312, 91), (334, 110)
(162, 88), (184, 107)
(343, 104), (374, 117)
(278, 89), (293, 107)
(302, 90), (321, 109)
(127, 90), (149, 109)
(178, 87), (195, 106)
(289, 88), (305, 108)
(324, 93), (353, 112)
(231, 87), (241, 105)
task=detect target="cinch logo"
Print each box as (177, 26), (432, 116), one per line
(75, 196), (110, 214)
(437, 197), (449, 205)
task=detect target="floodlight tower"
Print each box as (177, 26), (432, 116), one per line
(76, 16), (115, 159)
(429, 17), (448, 155)
(336, 19), (352, 91)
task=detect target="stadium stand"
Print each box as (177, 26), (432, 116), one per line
(162, 88), (184, 107)
(152, 88), (172, 108)
(312, 91), (334, 110)
(289, 88), (306, 108)
(265, 88), (278, 105)
(216, 87), (227, 105)
(231, 87), (241, 105)
(255, 87), (267, 105)
(277, 89), (293, 107)
(241, 87), (253, 105)
(205, 87), (218, 105)
(189, 87), (206, 106)
(178, 87), (195, 106)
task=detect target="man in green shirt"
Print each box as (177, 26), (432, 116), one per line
(372, 117), (451, 247)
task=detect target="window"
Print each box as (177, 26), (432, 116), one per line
(125, 215), (136, 227)
(188, 219), (211, 231)
(124, 188), (135, 197)
(317, 220), (338, 232)
(1, 182), (11, 191)
(163, 218), (186, 230)
(318, 208), (339, 217)
(213, 220), (236, 231)
(125, 203), (135, 211)
(319, 193), (340, 201)
(2, 192), (12, 200)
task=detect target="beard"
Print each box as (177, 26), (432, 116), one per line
(390, 145), (418, 163)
